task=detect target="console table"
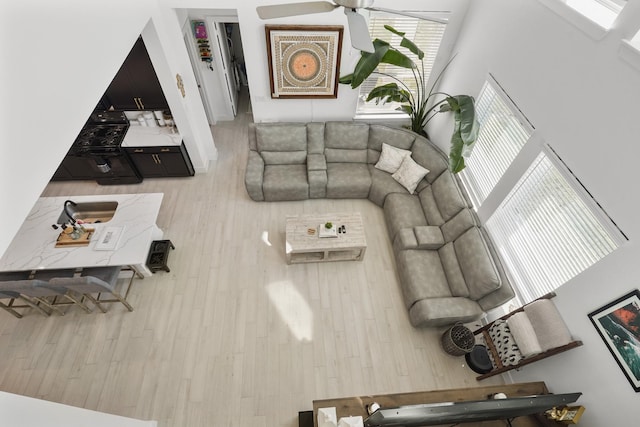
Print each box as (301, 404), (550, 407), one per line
(311, 382), (563, 427)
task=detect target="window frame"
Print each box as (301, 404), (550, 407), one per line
(463, 75), (627, 309)
(354, 10), (450, 118)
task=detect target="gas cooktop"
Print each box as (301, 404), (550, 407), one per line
(70, 111), (130, 154)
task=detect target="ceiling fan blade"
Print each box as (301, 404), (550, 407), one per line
(366, 7), (449, 24)
(344, 9), (375, 53)
(257, 1), (338, 19)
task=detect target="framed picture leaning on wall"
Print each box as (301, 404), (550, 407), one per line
(589, 289), (640, 392)
(265, 25), (343, 98)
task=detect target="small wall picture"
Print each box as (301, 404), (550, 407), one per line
(589, 289), (640, 392)
(265, 25), (343, 98)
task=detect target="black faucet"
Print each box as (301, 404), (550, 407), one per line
(63, 200), (77, 224)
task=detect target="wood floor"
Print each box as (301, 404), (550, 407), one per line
(0, 90), (502, 426)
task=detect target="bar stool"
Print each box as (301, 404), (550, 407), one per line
(51, 266), (135, 313)
(0, 271), (50, 317)
(31, 269), (92, 314)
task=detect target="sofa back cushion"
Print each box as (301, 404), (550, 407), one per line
(438, 242), (469, 298)
(367, 125), (416, 164)
(410, 136), (448, 183)
(325, 122), (369, 163)
(431, 171), (468, 221)
(441, 209), (477, 242)
(454, 227), (502, 300)
(306, 122), (325, 154)
(256, 124), (308, 165)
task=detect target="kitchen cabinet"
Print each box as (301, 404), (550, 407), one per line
(51, 154), (99, 181)
(125, 143), (194, 178)
(103, 37), (169, 111)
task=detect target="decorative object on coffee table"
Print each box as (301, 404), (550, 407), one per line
(589, 289), (640, 392)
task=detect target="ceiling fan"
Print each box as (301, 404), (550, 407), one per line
(256, 0), (447, 53)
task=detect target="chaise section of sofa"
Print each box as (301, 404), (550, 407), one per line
(245, 122), (515, 327)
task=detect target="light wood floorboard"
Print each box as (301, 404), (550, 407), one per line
(0, 89), (502, 426)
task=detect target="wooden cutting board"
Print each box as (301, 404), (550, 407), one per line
(55, 228), (95, 248)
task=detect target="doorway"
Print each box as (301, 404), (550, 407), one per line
(182, 12), (249, 125)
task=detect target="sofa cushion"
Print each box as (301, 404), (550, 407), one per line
(431, 171), (468, 221)
(441, 208), (477, 242)
(384, 193), (428, 240)
(396, 249), (451, 308)
(325, 122), (369, 149)
(409, 297), (484, 327)
(306, 122), (325, 154)
(263, 164), (308, 201)
(325, 147), (368, 163)
(367, 125), (416, 163)
(392, 155), (430, 194)
(307, 153), (327, 171)
(261, 150), (307, 165)
(414, 226), (444, 249)
(256, 123), (307, 152)
(393, 228), (418, 252)
(326, 163), (371, 198)
(454, 227), (501, 300)
(375, 143), (411, 173)
(368, 166), (408, 207)
(418, 186), (445, 226)
(410, 136), (449, 183)
(438, 242), (469, 297)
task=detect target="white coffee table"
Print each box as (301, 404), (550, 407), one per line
(285, 212), (367, 264)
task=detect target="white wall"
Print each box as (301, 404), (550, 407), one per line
(0, 391), (156, 427)
(0, 0), (155, 257)
(429, 0), (640, 425)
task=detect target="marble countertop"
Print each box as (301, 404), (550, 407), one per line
(0, 193), (163, 274)
(121, 126), (182, 148)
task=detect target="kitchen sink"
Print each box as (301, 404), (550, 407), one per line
(57, 201), (118, 224)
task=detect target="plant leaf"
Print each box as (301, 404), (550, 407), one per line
(366, 83), (410, 104)
(452, 95), (479, 144)
(338, 73), (353, 85)
(449, 122), (466, 173)
(384, 25), (405, 37)
(397, 104), (413, 116)
(384, 25), (424, 59)
(380, 49), (415, 69)
(349, 39), (390, 88)
(447, 95), (479, 173)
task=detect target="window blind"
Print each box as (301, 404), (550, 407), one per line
(356, 14), (446, 115)
(485, 152), (622, 304)
(594, 0), (626, 13)
(461, 80), (531, 206)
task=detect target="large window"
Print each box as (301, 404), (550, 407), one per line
(462, 77), (626, 307)
(356, 13), (446, 115)
(462, 79), (532, 206)
(485, 151), (625, 304)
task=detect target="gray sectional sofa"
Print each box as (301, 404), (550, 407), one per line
(245, 122), (514, 327)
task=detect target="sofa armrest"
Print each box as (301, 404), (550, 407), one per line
(307, 153), (327, 171)
(245, 151), (265, 201)
(414, 226), (444, 249)
(393, 228), (419, 252)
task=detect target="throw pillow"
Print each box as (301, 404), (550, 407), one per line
(374, 143), (411, 173)
(392, 155), (430, 194)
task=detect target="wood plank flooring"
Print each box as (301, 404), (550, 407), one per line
(0, 89), (502, 426)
